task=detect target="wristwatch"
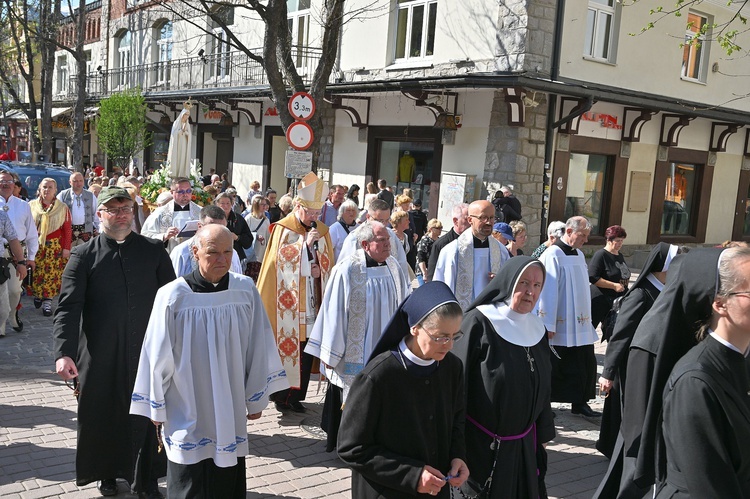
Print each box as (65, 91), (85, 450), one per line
(16, 259), (26, 265)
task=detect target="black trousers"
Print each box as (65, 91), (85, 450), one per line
(321, 384), (343, 452)
(271, 340), (313, 404)
(166, 457), (246, 499)
(550, 344), (597, 403)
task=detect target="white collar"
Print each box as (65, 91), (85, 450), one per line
(477, 302), (546, 347)
(709, 330), (749, 357)
(398, 338), (435, 366)
(646, 273), (665, 292)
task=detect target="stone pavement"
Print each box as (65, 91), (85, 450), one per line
(0, 296), (611, 498)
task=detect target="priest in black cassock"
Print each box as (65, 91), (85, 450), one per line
(593, 243), (677, 498)
(619, 247), (723, 496)
(655, 246), (750, 498)
(453, 256), (555, 499)
(53, 186), (176, 498)
(337, 281), (469, 498)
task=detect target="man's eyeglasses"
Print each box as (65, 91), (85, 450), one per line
(469, 214), (493, 223)
(0, 180), (14, 185)
(173, 188), (193, 195)
(422, 327), (464, 344)
(100, 206), (134, 215)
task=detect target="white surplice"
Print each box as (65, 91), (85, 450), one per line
(534, 245), (597, 347)
(130, 273), (289, 467)
(305, 250), (408, 401)
(338, 225), (411, 279)
(170, 236), (243, 277)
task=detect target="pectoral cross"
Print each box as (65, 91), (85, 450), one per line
(525, 347), (535, 373)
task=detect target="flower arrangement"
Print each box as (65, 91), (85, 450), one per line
(140, 160), (213, 207)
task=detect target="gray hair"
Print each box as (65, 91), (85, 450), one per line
(338, 199), (359, 218)
(566, 216), (592, 233)
(451, 203), (468, 219)
(697, 246), (750, 341)
(194, 225), (232, 250)
(199, 204), (226, 223)
(420, 302), (464, 329)
(355, 221), (384, 246)
(500, 185), (512, 195)
(547, 220), (566, 238)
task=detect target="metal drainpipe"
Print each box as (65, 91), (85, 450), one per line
(540, 0), (566, 244)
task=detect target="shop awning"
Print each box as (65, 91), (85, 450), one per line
(84, 106), (99, 119)
(51, 107), (73, 119)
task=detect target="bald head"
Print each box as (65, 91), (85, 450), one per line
(192, 225), (234, 283)
(69, 172), (85, 193)
(468, 200), (495, 240)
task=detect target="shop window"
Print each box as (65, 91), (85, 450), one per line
(394, 0), (437, 61)
(681, 12), (708, 82)
(584, 0), (619, 62)
(563, 153), (611, 235)
(662, 162), (697, 235)
(647, 149), (712, 244)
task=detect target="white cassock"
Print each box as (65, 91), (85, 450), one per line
(338, 225), (411, 279)
(141, 201), (202, 254)
(534, 245), (597, 347)
(170, 236), (243, 277)
(305, 249), (409, 401)
(433, 229), (508, 310)
(130, 273), (289, 467)
(328, 221), (356, 262)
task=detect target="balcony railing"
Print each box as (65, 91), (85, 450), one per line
(58, 46), (323, 101)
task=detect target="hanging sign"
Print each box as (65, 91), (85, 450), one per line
(285, 150), (313, 178)
(286, 121), (314, 151)
(288, 92), (315, 121)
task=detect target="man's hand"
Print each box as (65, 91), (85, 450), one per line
(15, 264), (27, 281)
(599, 376), (613, 396)
(310, 263), (321, 279)
(164, 227), (180, 241)
(27, 260), (36, 271)
(62, 249), (71, 260)
(547, 330), (556, 339)
(417, 465), (446, 495)
(306, 228), (320, 248)
(446, 458), (470, 487)
(247, 412), (262, 420)
(55, 356), (78, 380)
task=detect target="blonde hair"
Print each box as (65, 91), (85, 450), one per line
(395, 194), (412, 207)
(509, 220), (527, 237)
(366, 182), (377, 194)
(36, 177), (57, 198)
(390, 210), (410, 228)
(427, 218), (443, 231)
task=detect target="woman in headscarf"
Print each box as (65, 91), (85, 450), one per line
(452, 256), (554, 499)
(30, 178), (72, 316)
(593, 243), (678, 496)
(617, 248), (723, 497)
(655, 246), (750, 497)
(337, 281), (469, 498)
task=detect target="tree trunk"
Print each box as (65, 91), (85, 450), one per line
(38, 0), (59, 161)
(70, 0), (87, 171)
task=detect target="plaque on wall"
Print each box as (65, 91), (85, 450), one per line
(627, 171), (651, 212)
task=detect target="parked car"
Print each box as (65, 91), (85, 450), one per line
(0, 162), (72, 200)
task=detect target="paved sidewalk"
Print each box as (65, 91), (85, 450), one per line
(0, 296), (610, 498)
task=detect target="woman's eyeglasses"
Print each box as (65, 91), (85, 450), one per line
(422, 327), (464, 344)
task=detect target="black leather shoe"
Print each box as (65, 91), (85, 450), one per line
(97, 478), (118, 496)
(33, 298), (42, 309)
(138, 489), (164, 499)
(275, 401), (291, 413)
(288, 401), (307, 413)
(11, 310), (22, 332)
(571, 403), (601, 418)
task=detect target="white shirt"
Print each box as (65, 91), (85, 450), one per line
(0, 195), (39, 260)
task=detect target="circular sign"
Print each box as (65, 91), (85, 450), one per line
(286, 121), (314, 151)
(288, 92), (316, 121)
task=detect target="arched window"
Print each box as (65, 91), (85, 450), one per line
(156, 21), (173, 85)
(208, 7), (233, 80)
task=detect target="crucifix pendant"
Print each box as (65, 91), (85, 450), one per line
(525, 348), (535, 372)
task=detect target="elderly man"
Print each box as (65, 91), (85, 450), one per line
(57, 172), (99, 247)
(535, 216), (600, 417)
(257, 172), (335, 413)
(53, 186), (176, 498)
(0, 169), (38, 332)
(338, 199), (410, 278)
(141, 177), (202, 253)
(131, 224), (288, 498)
(425, 203), (470, 282)
(170, 205), (243, 277)
(0, 210), (28, 336)
(433, 200), (508, 310)
(319, 184), (346, 227)
(306, 221), (409, 452)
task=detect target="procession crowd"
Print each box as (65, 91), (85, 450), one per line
(0, 164), (745, 498)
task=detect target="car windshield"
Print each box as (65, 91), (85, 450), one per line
(19, 172), (71, 200)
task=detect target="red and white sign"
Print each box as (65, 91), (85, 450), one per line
(286, 121), (314, 151)
(288, 92), (315, 121)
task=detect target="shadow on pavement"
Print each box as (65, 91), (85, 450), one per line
(0, 442), (77, 485)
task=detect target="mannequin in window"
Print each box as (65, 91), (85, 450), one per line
(398, 151), (415, 183)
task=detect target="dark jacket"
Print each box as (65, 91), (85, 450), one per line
(226, 210), (253, 257)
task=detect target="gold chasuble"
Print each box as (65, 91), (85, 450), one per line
(257, 174), (334, 389)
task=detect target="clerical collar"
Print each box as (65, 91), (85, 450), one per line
(473, 236), (489, 248)
(477, 301), (546, 347)
(184, 269), (230, 293)
(298, 217), (312, 231)
(173, 202), (190, 212)
(365, 252), (386, 267)
(646, 273), (665, 292)
(554, 238), (577, 256)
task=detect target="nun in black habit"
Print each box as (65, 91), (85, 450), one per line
(617, 247), (723, 497)
(452, 256), (555, 499)
(337, 281), (469, 498)
(655, 245), (750, 497)
(592, 243), (677, 497)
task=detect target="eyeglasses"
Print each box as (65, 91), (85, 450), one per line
(173, 188), (193, 195)
(100, 206), (133, 215)
(727, 291), (750, 298)
(0, 180), (14, 185)
(422, 326), (464, 344)
(469, 214), (493, 223)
